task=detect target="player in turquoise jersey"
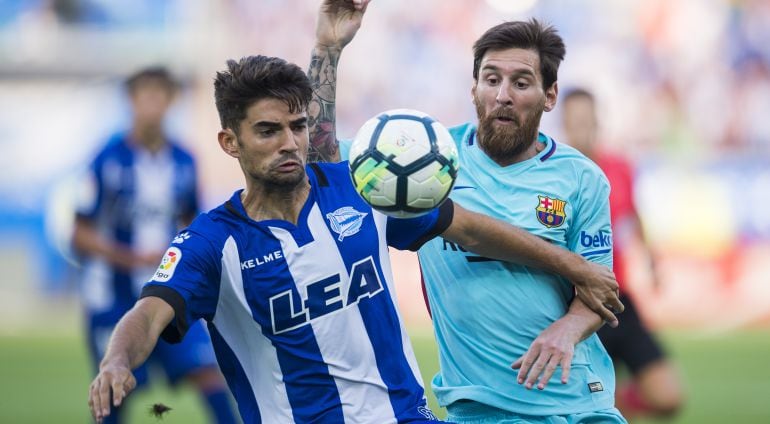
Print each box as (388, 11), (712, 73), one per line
(308, 1), (626, 423)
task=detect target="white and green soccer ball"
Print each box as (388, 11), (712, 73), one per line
(349, 109), (459, 218)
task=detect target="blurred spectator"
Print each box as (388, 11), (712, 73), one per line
(71, 66), (236, 424)
(561, 88), (685, 420)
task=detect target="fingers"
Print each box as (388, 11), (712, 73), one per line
(89, 376), (111, 422)
(559, 350), (573, 384)
(577, 287), (619, 327)
(512, 344), (539, 386)
(513, 343), (552, 390)
(536, 353), (561, 390)
(89, 372), (135, 422)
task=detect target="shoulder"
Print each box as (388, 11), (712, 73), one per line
(185, 202), (243, 247)
(448, 122), (476, 147)
(549, 138), (609, 188)
(307, 161), (350, 185)
(596, 150), (633, 175)
(167, 139), (196, 164)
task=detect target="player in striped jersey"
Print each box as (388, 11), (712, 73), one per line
(74, 67), (235, 424)
(88, 54), (620, 424)
(307, 2), (627, 423)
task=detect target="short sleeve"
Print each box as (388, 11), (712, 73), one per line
(74, 163), (102, 220)
(139, 229), (221, 343)
(339, 138), (353, 161)
(386, 199), (455, 251)
(567, 170), (613, 269)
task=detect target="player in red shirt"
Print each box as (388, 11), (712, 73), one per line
(561, 88), (685, 419)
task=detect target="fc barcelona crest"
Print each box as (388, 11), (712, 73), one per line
(535, 195), (567, 228)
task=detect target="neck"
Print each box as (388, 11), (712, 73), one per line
(481, 134), (545, 167)
(131, 125), (165, 153)
(240, 179), (310, 224)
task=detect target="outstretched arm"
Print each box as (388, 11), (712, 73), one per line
(441, 202), (623, 325)
(88, 297), (175, 423)
(308, 0), (370, 163)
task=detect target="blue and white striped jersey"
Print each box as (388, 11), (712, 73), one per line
(141, 162), (450, 424)
(76, 132), (199, 316)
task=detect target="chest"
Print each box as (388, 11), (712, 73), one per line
(229, 204), (389, 335)
(452, 157), (577, 246)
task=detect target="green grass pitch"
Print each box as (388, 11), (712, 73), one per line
(1, 328), (769, 423)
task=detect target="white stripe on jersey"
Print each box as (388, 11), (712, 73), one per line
(269, 204), (398, 423)
(213, 236), (294, 423)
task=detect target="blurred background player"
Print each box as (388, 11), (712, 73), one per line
(72, 66), (237, 424)
(560, 87), (685, 420)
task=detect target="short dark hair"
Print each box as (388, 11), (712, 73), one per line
(562, 87), (595, 103)
(213, 55), (312, 133)
(472, 19), (566, 90)
(125, 66), (178, 94)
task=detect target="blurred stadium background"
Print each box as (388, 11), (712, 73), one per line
(1, 0), (769, 422)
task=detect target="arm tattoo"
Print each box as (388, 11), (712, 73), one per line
(307, 46), (342, 163)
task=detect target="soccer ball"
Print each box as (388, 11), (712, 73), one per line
(349, 109), (459, 218)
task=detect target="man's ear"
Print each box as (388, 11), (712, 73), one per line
(218, 129), (239, 158)
(544, 81), (558, 112)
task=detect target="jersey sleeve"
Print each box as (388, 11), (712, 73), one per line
(74, 160), (103, 220)
(567, 168), (613, 269)
(139, 229), (221, 343)
(339, 138), (353, 161)
(386, 199), (455, 251)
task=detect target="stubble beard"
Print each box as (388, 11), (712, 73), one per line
(475, 98), (545, 164)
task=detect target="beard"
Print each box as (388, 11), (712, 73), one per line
(243, 152), (307, 191)
(475, 98), (545, 164)
(265, 154), (306, 189)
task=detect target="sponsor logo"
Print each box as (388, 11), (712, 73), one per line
(326, 206), (367, 242)
(270, 256), (382, 334)
(172, 232), (191, 244)
(152, 247), (182, 282)
(588, 381), (604, 393)
(535, 195), (567, 228)
(417, 406), (438, 420)
(241, 250), (283, 269)
(580, 230), (612, 248)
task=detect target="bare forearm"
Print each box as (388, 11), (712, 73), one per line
(101, 311), (159, 371)
(443, 204), (585, 278)
(556, 297), (604, 343)
(307, 45), (343, 163)
(100, 298), (173, 370)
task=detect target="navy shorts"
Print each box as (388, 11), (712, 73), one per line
(596, 294), (665, 375)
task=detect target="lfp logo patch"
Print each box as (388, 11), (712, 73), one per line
(535, 195), (567, 228)
(152, 247), (182, 282)
(326, 206), (368, 241)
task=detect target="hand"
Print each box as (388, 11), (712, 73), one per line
(570, 261), (623, 327)
(315, 0), (371, 49)
(511, 318), (582, 390)
(88, 363), (136, 423)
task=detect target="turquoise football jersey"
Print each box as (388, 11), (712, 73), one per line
(341, 124), (616, 416)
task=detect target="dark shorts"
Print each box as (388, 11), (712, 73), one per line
(597, 294), (665, 375)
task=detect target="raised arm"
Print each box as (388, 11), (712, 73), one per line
(441, 202), (623, 325)
(307, 0), (370, 163)
(88, 297), (175, 423)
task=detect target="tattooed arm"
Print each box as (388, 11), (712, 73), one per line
(308, 0), (370, 163)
